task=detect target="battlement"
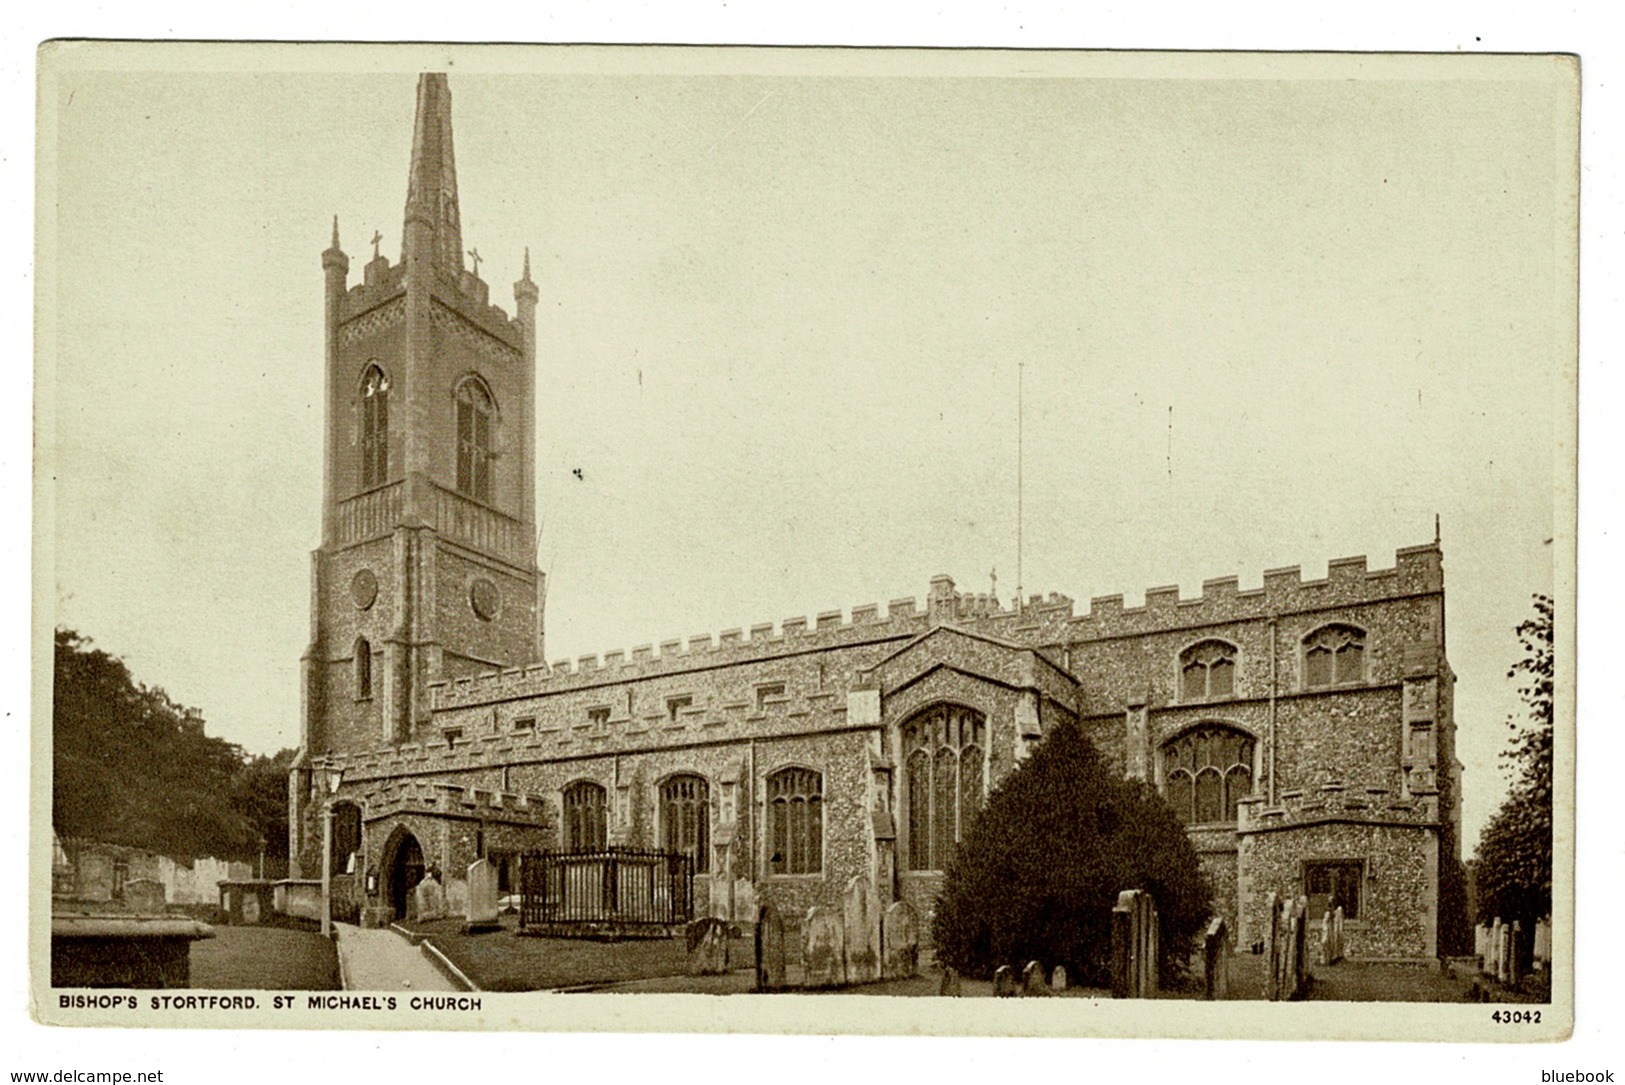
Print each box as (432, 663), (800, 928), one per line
(336, 256), (523, 349)
(1237, 780), (1440, 834)
(426, 543), (1441, 709)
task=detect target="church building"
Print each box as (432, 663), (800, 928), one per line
(289, 73), (1463, 961)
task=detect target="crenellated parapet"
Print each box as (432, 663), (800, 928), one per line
(1236, 781), (1440, 835)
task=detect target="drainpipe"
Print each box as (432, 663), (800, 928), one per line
(1268, 616), (1279, 804)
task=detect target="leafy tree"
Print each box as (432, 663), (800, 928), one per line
(930, 721), (1211, 987)
(1473, 594), (1554, 928)
(53, 628), (266, 862)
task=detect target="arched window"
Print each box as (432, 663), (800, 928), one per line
(359, 364), (390, 489)
(455, 379), (494, 503)
(660, 774), (710, 873)
(330, 802), (362, 872)
(1303, 624), (1366, 689)
(1161, 725), (1255, 826)
(903, 705), (986, 872)
(353, 637), (372, 700)
(1179, 639), (1237, 701)
(766, 767), (822, 875)
(562, 781), (607, 852)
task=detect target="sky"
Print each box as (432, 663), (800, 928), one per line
(41, 48), (1572, 853)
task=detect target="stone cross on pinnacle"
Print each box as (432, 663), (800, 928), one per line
(371, 230), (383, 260)
(467, 247), (482, 276)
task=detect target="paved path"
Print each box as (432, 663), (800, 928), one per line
(334, 923), (459, 992)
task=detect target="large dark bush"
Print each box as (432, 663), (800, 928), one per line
(930, 721), (1211, 987)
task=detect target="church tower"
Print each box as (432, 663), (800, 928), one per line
(291, 74), (543, 873)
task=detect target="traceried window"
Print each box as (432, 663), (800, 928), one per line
(1179, 639), (1237, 701)
(767, 767), (822, 875)
(1161, 725), (1255, 825)
(660, 774), (710, 873)
(1303, 624), (1366, 689)
(455, 379), (494, 502)
(359, 364), (390, 489)
(1304, 859), (1363, 921)
(903, 705), (986, 872)
(354, 637), (372, 700)
(330, 802), (362, 872)
(563, 781), (608, 852)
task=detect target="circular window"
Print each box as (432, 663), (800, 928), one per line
(350, 568), (378, 610)
(469, 577), (500, 621)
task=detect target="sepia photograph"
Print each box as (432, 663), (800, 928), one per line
(32, 42), (1577, 1044)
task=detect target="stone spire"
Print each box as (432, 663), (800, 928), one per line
(402, 72), (464, 274)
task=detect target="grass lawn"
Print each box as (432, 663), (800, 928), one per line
(404, 915), (752, 992)
(189, 923), (340, 990)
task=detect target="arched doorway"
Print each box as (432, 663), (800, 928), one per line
(384, 829), (425, 920)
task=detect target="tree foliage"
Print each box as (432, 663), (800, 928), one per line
(53, 628), (293, 863)
(1473, 594), (1553, 926)
(930, 721), (1211, 987)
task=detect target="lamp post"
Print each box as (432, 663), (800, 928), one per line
(320, 763), (345, 937)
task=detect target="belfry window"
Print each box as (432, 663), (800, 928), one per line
(359, 365), (390, 489)
(455, 379), (494, 503)
(1161, 725), (1255, 825)
(660, 775), (710, 873)
(903, 705), (986, 872)
(767, 768), (822, 875)
(1179, 640), (1237, 701)
(562, 781), (607, 852)
(1303, 624), (1366, 689)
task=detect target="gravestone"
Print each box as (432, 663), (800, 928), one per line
(939, 966), (961, 997)
(755, 903), (788, 990)
(1050, 965), (1068, 992)
(882, 900), (919, 980)
(1111, 888), (1160, 998)
(123, 879), (166, 914)
(1203, 917), (1229, 1000)
(413, 874), (447, 922)
(842, 877), (881, 984)
(1262, 892), (1282, 1000)
(803, 906), (845, 987)
(1021, 961), (1048, 996)
(992, 964), (1018, 997)
(465, 859), (500, 932)
(1508, 920), (1524, 987)
(687, 916), (731, 976)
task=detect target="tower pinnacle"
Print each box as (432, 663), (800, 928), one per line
(403, 72), (464, 273)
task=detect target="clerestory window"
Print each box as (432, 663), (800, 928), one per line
(1179, 639), (1237, 701)
(1303, 624), (1366, 689)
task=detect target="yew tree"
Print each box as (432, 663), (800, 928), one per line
(930, 720), (1211, 987)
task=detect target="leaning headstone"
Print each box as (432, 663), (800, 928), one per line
(1203, 917), (1230, 1000)
(842, 877), (881, 984)
(992, 964), (1018, 997)
(1262, 892), (1282, 1000)
(465, 859), (500, 932)
(803, 905), (845, 987)
(1021, 960), (1048, 996)
(687, 916), (730, 976)
(123, 879), (166, 914)
(756, 903), (788, 991)
(881, 900), (919, 980)
(1111, 889), (1136, 998)
(1050, 965), (1068, 992)
(1508, 920), (1524, 988)
(939, 966), (961, 997)
(414, 874), (447, 922)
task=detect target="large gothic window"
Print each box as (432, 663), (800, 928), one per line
(1303, 624), (1366, 689)
(1162, 725), (1255, 825)
(562, 781), (607, 852)
(660, 774), (710, 873)
(766, 767), (822, 875)
(903, 705), (986, 872)
(1179, 639), (1237, 701)
(455, 379), (494, 503)
(360, 365), (390, 489)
